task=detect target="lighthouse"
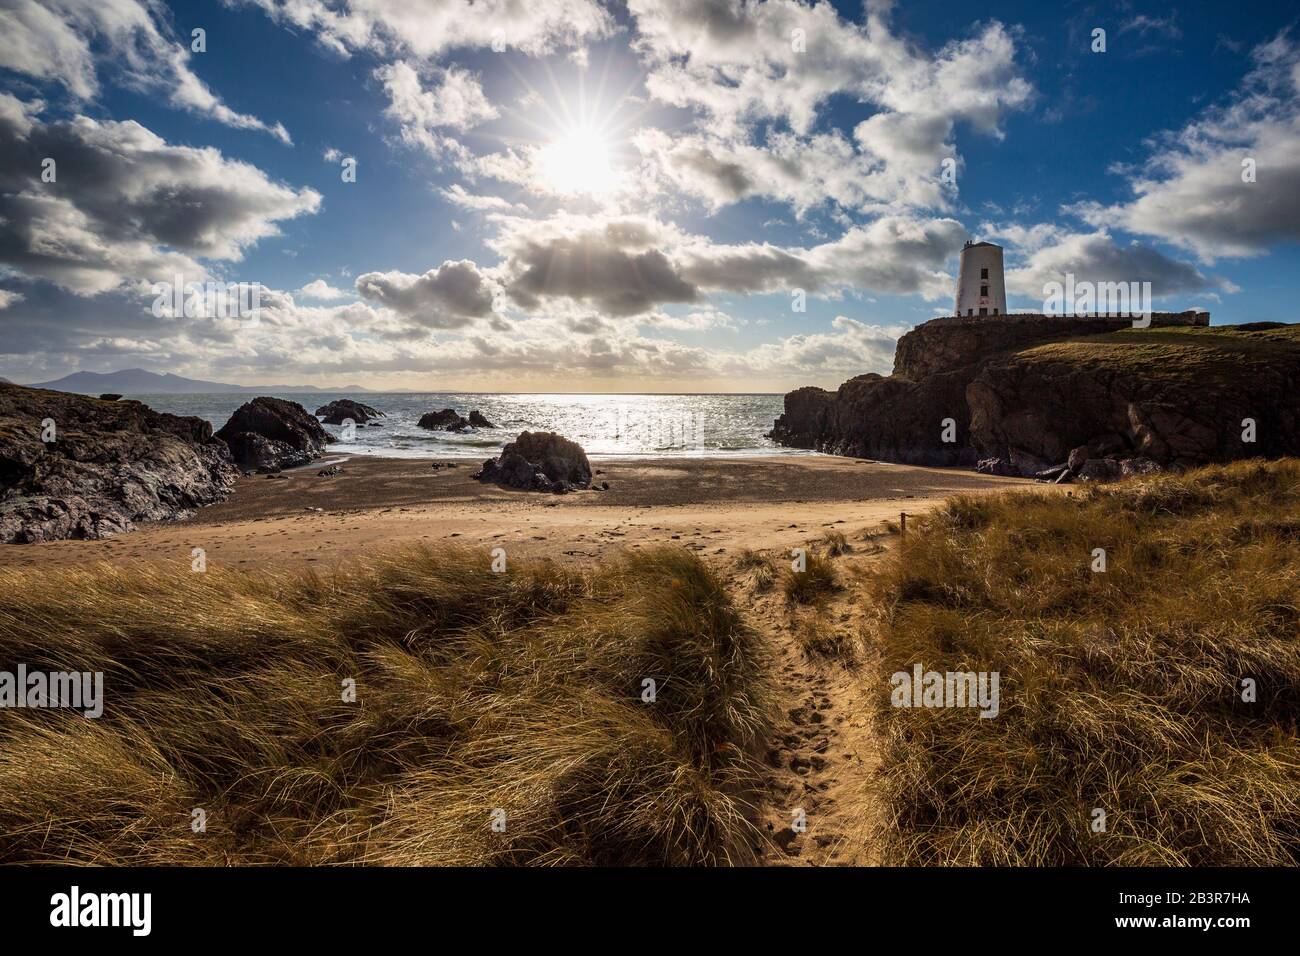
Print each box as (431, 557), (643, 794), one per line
(954, 240), (1007, 317)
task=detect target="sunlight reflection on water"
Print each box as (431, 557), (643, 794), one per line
(131, 392), (813, 460)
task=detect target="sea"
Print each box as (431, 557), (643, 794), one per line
(126, 392), (807, 460)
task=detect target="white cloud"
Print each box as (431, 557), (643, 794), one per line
(629, 0), (879, 136)
(679, 215), (967, 301)
(737, 316), (905, 376)
(298, 279), (349, 300)
(479, 210), (966, 318)
(0, 0), (291, 142)
(440, 183), (520, 212)
(641, 308), (741, 332)
(443, 4), (1030, 216)
(638, 122), (960, 215)
(376, 60), (497, 160)
(1070, 32), (1300, 261)
(3, 292), (888, 387)
(355, 260), (497, 328)
(504, 229), (700, 317)
(0, 95), (320, 295)
(1120, 15), (1182, 40)
(624, 1), (1030, 213)
(998, 227), (1231, 300)
(241, 0), (614, 59)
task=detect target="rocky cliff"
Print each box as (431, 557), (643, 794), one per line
(770, 313), (1300, 476)
(0, 383), (238, 543)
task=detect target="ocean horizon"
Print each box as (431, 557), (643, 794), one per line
(131, 391), (807, 460)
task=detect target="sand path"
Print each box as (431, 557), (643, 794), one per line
(732, 526), (895, 866)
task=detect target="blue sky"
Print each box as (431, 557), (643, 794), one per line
(1, 0), (1297, 391)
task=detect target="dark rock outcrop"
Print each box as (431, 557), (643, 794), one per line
(0, 383), (238, 543)
(772, 313), (1300, 478)
(474, 431), (593, 492)
(315, 399), (383, 425)
(216, 397), (331, 473)
(418, 408), (470, 431)
(770, 371), (975, 465)
(418, 408), (495, 431)
(477, 452), (551, 491)
(966, 325), (1300, 472)
(976, 457), (1020, 477)
(223, 433), (316, 472)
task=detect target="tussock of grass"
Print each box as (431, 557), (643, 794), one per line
(736, 548), (778, 593)
(0, 546), (771, 865)
(868, 459), (1300, 866)
(820, 531), (852, 556)
(781, 551), (839, 605)
(794, 614), (858, 663)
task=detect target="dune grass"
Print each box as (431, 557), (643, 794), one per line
(781, 550), (839, 605)
(0, 546), (771, 865)
(735, 547), (778, 594)
(820, 530), (852, 556)
(866, 459), (1300, 865)
(794, 614), (858, 664)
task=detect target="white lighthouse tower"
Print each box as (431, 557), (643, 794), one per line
(954, 240), (1007, 317)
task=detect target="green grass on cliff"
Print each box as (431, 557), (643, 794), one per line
(0, 547), (770, 865)
(866, 459), (1300, 865)
(1019, 322), (1300, 377)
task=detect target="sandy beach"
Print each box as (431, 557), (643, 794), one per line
(1, 454), (1047, 572)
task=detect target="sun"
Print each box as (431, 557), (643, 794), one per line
(538, 124), (618, 197)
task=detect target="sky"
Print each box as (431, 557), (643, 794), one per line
(0, 0), (1298, 392)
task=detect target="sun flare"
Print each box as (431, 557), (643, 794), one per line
(538, 125), (618, 197)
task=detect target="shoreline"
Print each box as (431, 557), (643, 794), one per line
(1, 454), (1053, 571)
(312, 446), (821, 463)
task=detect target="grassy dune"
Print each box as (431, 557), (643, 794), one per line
(0, 547), (770, 865)
(4, 461), (1295, 867)
(867, 459), (1300, 865)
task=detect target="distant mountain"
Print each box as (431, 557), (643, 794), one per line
(20, 369), (370, 395)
